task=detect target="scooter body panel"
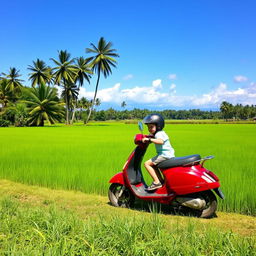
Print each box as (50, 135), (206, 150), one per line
(109, 172), (124, 185)
(129, 183), (176, 204)
(161, 164), (220, 195)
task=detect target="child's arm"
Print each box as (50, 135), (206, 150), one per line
(142, 137), (164, 145)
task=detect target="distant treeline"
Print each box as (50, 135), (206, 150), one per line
(93, 102), (256, 121)
(220, 101), (256, 120)
(93, 108), (221, 121)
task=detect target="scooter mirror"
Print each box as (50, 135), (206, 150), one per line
(138, 121), (144, 132)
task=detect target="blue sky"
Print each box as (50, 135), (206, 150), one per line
(1, 0), (256, 110)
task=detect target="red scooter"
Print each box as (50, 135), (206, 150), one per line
(108, 122), (224, 218)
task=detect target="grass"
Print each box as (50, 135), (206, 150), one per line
(0, 180), (255, 255)
(0, 123), (255, 215)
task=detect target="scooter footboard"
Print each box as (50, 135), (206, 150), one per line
(109, 172), (124, 185)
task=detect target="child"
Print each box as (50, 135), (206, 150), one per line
(142, 114), (175, 191)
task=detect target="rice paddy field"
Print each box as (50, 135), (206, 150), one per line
(0, 122), (255, 216)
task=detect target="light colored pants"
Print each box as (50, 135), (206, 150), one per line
(151, 155), (169, 165)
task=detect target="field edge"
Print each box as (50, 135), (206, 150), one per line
(0, 179), (255, 238)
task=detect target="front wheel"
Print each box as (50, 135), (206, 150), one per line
(108, 183), (135, 208)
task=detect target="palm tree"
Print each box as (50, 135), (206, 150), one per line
(220, 101), (233, 121)
(78, 97), (90, 109)
(121, 101), (126, 108)
(70, 57), (93, 124)
(95, 98), (101, 107)
(0, 79), (12, 111)
(51, 50), (77, 124)
(28, 59), (52, 87)
(85, 37), (119, 123)
(14, 103), (28, 127)
(0, 78), (21, 114)
(51, 50), (77, 84)
(23, 83), (65, 126)
(77, 97), (101, 123)
(74, 57), (92, 86)
(61, 82), (79, 124)
(2, 67), (24, 93)
(77, 97), (90, 121)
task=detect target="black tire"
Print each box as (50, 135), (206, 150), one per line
(198, 190), (217, 218)
(108, 183), (135, 208)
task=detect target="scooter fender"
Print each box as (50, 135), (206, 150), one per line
(109, 172), (125, 185)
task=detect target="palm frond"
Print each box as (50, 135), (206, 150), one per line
(25, 83), (64, 126)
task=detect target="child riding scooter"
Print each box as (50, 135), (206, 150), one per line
(141, 114), (175, 191)
(108, 116), (224, 218)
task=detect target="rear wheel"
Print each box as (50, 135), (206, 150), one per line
(175, 190), (217, 218)
(198, 190), (217, 218)
(108, 183), (135, 208)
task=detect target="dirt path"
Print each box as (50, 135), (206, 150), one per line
(0, 179), (255, 237)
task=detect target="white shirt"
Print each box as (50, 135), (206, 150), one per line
(154, 131), (175, 158)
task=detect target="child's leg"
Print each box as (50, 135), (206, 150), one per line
(154, 167), (164, 184)
(144, 159), (161, 184)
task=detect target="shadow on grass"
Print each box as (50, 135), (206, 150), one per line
(107, 200), (217, 219)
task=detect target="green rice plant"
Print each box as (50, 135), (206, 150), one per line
(0, 197), (255, 255)
(0, 123), (255, 215)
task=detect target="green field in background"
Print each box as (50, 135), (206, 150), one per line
(0, 123), (255, 215)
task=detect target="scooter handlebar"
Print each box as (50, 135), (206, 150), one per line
(134, 134), (153, 145)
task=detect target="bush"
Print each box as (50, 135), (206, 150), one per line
(14, 103), (28, 127)
(0, 117), (10, 127)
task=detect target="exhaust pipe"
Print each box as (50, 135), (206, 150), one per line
(176, 197), (206, 210)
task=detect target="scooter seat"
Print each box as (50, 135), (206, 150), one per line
(157, 154), (201, 169)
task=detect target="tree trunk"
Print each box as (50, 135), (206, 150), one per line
(71, 108), (76, 124)
(39, 119), (44, 127)
(80, 108), (83, 121)
(65, 95), (69, 125)
(85, 107), (92, 124)
(85, 71), (101, 124)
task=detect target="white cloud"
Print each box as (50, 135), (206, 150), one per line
(123, 74), (134, 80)
(234, 75), (248, 83)
(78, 80), (256, 108)
(170, 84), (176, 90)
(54, 84), (62, 98)
(191, 83), (256, 107)
(152, 79), (162, 89)
(170, 84), (176, 95)
(168, 74), (177, 80)
(79, 80), (167, 104)
(80, 83), (121, 102)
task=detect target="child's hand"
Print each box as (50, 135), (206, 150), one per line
(142, 137), (150, 143)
